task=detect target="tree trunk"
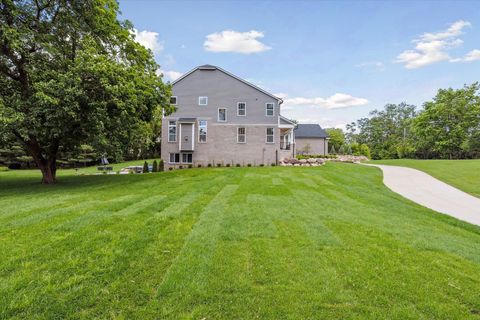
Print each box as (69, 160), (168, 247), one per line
(38, 158), (57, 184)
(20, 137), (59, 184)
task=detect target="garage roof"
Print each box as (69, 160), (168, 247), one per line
(294, 124), (328, 138)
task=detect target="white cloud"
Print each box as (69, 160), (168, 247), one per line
(273, 92), (288, 99)
(204, 30), (271, 54)
(157, 69), (183, 82)
(464, 49), (480, 61)
(396, 20), (473, 69)
(282, 93), (369, 110)
(132, 29), (163, 53)
(420, 20), (471, 41)
(451, 49), (480, 62)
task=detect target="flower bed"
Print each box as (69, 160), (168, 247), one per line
(280, 155), (368, 166)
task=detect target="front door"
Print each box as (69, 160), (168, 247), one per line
(179, 123), (194, 151)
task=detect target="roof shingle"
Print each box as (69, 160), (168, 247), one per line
(294, 124), (328, 138)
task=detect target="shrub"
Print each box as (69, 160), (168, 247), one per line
(152, 160), (158, 172)
(259, 164), (264, 167)
(188, 164), (192, 168)
(226, 163), (230, 167)
(207, 163), (212, 167)
(159, 160), (164, 172)
(247, 163), (252, 167)
(0, 166), (8, 172)
(216, 163), (222, 167)
(197, 164), (202, 168)
(168, 167), (173, 171)
(143, 161), (149, 173)
(178, 165), (183, 169)
(271, 163), (276, 166)
(236, 164), (241, 167)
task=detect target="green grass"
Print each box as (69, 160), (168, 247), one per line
(369, 159), (480, 198)
(1, 163), (480, 319)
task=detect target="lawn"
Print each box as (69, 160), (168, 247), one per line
(369, 159), (480, 198)
(1, 163), (480, 319)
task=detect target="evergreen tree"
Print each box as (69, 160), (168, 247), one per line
(143, 161), (149, 173)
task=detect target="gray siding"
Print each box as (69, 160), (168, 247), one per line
(171, 69), (279, 124)
(161, 67), (300, 169)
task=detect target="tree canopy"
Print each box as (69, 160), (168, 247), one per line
(0, 0), (173, 183)
(347, 84), (480, 160)
(325, 128), (345, 153)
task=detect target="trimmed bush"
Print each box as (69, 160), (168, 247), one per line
(152, 160), (158, 172)
(216, 163), (222, 167)
(236, 164), (241, 167)
(197, 164), (202, 168)
(188, 164), (192, 168)
(226, 163), (230, 167)
(207, 163), (212, 167)
(259, 164), (264, 167)
(271, 163), (276, 167)
(247, 163), (252, 167)
(159, 160), (164, 172)
(143, 161), (149, 173)
(168, 167), (173, 171)
(0, 166), (8, 172)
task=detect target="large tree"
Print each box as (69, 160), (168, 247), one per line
(0, 0), (172, 183)
(413, 83), (480, 159)
(347, 103), (417, 159)
(324, 128), (345, 152)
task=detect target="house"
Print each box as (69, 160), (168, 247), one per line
(161, 65), (296, 169)
(294, 124), (329, 155)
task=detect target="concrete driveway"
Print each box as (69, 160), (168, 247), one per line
(365, 164), (480, 226)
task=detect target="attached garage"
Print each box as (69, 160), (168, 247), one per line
(294, 124), (329, 155)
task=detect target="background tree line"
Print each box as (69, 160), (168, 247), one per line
(342, 83), (480, 160)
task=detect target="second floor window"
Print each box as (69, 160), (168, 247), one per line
(170, 96), (177, 105)
(199, 120), (207, 143)
(237, 127), (246, 143)
(218, 108), (227, 122)
(266, 103), (274, 116)
(266, 127), (274, 143)
(168, 121), (177, 142)
(199, 96), (208, 106)
(237, 102), (246, 116)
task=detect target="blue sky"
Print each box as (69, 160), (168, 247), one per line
(119, 0), (480, 128)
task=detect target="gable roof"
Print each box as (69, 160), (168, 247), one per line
(280, 115), (296, 126)
(171, 65), (282, 103)
(294, 124), (328, 139)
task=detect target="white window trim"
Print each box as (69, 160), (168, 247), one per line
(266, 102), (275, 117)
(170, 96), (177, 105)
(218, 107), (227, 122)
(181, 153), (193, 164)
(266, 127), (275, 144)
(237, 102), (246, 116)
(168, 121), (177, 142)
(198, 96), (208, 106)
(168, 153), (180, 164)
(237, 127), (246, 144)
(198, 120), (207, 143)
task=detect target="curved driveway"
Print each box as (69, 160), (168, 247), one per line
(365, 164), (480, 226)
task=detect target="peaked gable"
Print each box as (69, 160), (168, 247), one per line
(172, 65), (282, 102)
